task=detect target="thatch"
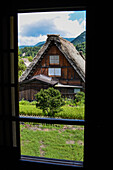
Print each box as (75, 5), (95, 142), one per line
(19, 34), (85, 83)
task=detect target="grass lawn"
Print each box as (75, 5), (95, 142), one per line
(19, 103), (84, 161)
(20, 123), (84, 161)
(19, 104), (84, 119)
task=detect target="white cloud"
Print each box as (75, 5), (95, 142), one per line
(18, 35), (47, 46)
(54, 16), (85, 37)
(18, 11), (86, 46)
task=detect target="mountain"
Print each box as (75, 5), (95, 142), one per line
(63, 38), (75, 42)
(19, 32), (86, 49)
(34, 41), (45, 47)
(19, 45), (33, 49)
(19, 31), (86, 59)
(34, 38), (75, 47)
(33, 32), (86, 47)
(71, 31), (86, 45)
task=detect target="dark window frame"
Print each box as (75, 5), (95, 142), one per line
(8, 6), (87, 169)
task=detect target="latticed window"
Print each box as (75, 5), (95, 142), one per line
(50, 55), (59, 64)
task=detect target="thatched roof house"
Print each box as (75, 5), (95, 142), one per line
(19, 34), (85, 100)
(19, 34), (85, 82)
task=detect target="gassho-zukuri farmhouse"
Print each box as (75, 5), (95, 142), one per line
(19, 34), (85, 101)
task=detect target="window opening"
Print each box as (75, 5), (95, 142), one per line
(18, 10), (86, 166)
(48, 68), (61, 76)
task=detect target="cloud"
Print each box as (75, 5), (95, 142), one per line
(18, 11), (86, 46)
(18, 35), (47, 46)
(21, 19), (65, 37)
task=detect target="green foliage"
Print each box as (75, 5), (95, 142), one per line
(19, 46), (41, 58)
(18, 46), (41, 77)
(27, 56), (33, 62)
(35, 88), (65, 116)
(19, 103), (84, 119)
(19, 98), (30, 105)
(72, 31), (86, 46)
(76, 42), (86, 57)
(29, 100), (37, 105)
(18, 56), (27, 77)
(35, 89), (49, 114)
(75, 92), (85, 106)
(64, 98), (75, 106)
(19, 99), (37, 105)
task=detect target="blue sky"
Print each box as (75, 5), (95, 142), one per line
(18, 11), (86, 46)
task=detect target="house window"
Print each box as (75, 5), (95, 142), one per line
(74, 88), (80, 93)
(48, 68), (61, 76)
(50, 55), (59, 64)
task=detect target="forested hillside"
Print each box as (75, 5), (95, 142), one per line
(75, 42), (86, 57)
(71, 31), (86, 45)
(19, 46), (40, 58)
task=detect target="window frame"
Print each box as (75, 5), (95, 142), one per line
(10, 7), (87, 169)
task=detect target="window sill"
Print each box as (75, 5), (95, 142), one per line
(20, 155), (83, 168)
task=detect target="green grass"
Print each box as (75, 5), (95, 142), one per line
(19, 103), (84, 161)
(20, 123), (84, 161)
(19, 104), (84, 119)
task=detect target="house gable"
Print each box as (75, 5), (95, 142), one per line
(32, 44), (82, 85)
(19, 35), (85, 83)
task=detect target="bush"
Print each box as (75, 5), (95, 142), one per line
(75, 92), (85, 106)
(19, 99), (30, 105)
(29, 101), (37, 105)
(35, 87), (65, 116)
(64, 98), (75, 106)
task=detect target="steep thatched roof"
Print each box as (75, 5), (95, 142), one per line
(19, 34), (85, 83)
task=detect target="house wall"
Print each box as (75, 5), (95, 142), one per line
(19, 81), (52, 101)
(19, 82), (81, 101)
(33, 45), (83, 86)
(19, 45), (84, 101)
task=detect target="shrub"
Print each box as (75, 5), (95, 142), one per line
(35, 87), (65, 116)
(75, 92), (85, 106)
(35, 89), (49, 114)
(64, 98), (75, 106)
(29, 101), (37, 105)
(19, 98), (30, 105)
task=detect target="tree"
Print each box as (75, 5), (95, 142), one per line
(35, 87), (64, 116)
(27, 56), (33, 62)
(18, 56), (27, 77)
(35, 89), (49, 114)
(46, 87), (64, 115)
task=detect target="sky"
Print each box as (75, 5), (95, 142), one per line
(18, 11), (86, 46)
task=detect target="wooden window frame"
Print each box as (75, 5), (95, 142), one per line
(0, 6), (88, 170)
